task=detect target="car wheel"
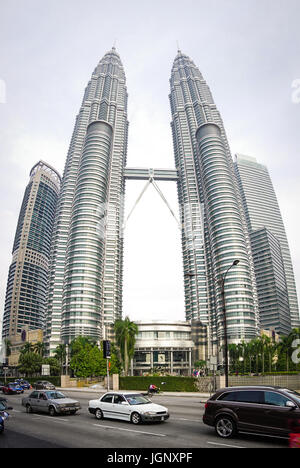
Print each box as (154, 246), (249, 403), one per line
(95, 408), (103, 420)
(26, 404), (33, 414)
(131, 412), (141, 425)
(49, 406), (56, 417)
(215, 416), (237, 439)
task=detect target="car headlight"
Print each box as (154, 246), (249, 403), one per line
(144, 411), (157, 416)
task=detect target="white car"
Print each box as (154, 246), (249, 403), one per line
(88, 391), (169, 425)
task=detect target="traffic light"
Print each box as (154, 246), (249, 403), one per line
(103, 340), (111, 359)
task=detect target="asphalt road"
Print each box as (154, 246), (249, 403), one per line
(0, 390), (288, 449)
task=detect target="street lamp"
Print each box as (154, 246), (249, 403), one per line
(220, 259), (240, 387)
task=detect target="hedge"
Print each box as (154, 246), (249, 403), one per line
(120, 376), (198, 392)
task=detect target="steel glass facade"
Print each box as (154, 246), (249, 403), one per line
(169, 51), (259, 349)
(46, 48), (128, 352)
(234, 154), (299, 329)
(2, 161), (61, 340)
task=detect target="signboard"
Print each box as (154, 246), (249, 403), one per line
(42, 364), (50, 376)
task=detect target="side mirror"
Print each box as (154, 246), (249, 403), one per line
(286, 400), (297, 409)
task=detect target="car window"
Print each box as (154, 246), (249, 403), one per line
(30, 392), (39, 399)
(0, 402), (6, 411)
(218, 391), (264, 404)
(39, 393), (47, 400)
(114, 395), (126, 404)
(125, 394), (151, 405)
(101, 394), (114, 403)
(45, 392), (65, 399)
(264, 392), (290, 407)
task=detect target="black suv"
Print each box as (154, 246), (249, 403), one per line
(203, 386), (300, 439)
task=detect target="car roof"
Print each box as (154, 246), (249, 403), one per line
(217, 386), (294, 392)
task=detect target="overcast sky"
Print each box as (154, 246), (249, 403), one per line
(0, 0), (300, 328)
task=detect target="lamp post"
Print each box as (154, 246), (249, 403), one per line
(220, 259), (240, 387)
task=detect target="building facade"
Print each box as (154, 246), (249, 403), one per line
(132, 321), (205, 376)
(45, 47), (128, 354)
(234, 154), (299, 330)
(169, 51), (259, 352)
(2, 161), (61, 341)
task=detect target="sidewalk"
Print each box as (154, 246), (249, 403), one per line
(57, 387), (210, 401)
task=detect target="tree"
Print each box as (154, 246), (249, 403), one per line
(34, 342), (45, 357)
(54, 344), (67, 374)
(43, 357), (60, 376)
(20, 342), (35, 355)
(4, 339), (11, 358)
(114, 317), (138, 376)
(18, 352), (43, 377)
(69, 337), (120, 378)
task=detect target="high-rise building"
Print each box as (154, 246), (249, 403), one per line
(234, 154), (300, 330)
(2, 161), (61, 341)
(169, 51), (259, 351)
(250, 228), (291, 335)
(45, 47), (128, 354)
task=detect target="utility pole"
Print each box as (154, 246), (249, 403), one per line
(220, 260), (240, 387)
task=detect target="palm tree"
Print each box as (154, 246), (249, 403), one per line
(4, 339), (12, 358)
(34, 342), (45, 357)
(114, 317), (138, 376)
(20, 342), (34, 355)
(54, 344), (67, 374)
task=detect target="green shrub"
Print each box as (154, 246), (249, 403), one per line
(120, 376), (198, 392)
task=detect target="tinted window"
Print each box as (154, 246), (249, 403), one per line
(30, 392), (39, 399)
(101, 394), (114, 403)
(264, 392), (290, 407)
(219, 391), (263, 404)
(114, 395), (126, 404)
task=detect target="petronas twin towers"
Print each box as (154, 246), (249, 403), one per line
(44, 47), (297, 356)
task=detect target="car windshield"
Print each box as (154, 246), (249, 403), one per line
(45, 391), (65, 399)
(125, 394), (151, 405)
(285, 390), (300, 405)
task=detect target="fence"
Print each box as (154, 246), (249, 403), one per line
(229, 374), (300, 390)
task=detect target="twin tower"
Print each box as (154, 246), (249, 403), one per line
(44, 47), (261, 356)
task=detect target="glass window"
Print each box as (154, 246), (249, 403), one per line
(101, 394), (114, 404)
(264, 392), (290, 407)
(218, 391), (263, 404)
(30, 391), (39, 399)
(114, 395), (126, 405)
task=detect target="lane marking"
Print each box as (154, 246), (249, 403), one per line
(207, 441), (245, 449)
(93, 424), (166, 437)
(178, 418), (202, 422)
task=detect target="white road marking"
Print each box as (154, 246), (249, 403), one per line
(207, 441), (245, 449)
(178, 418), (202, 422)
(31, 416), (70, 422)
(93, 424), (166, 437)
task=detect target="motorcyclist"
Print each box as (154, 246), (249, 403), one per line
(148, 384), (160, 395)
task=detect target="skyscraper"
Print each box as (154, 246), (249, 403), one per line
(45, 47), (128, 354)
(2, 161), (61, 340)
(169, 51), (259, 351)
(234, 154), (300, 330)
(250, 228), (291, 335)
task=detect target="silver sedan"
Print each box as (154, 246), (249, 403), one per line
(22, 390), (81, 416)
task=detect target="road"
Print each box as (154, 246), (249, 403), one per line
(0, 390), (288, 449)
